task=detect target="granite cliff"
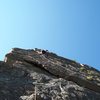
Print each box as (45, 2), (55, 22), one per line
(0, 48), (100, 100)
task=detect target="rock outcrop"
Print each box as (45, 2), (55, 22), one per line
(0, 48), (100, 100)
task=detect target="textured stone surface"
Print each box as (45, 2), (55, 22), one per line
(0, 48), (99, 100)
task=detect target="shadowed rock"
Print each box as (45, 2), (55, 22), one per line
(0, 48), (99, 100)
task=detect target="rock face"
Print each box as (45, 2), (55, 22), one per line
(0, 48), (100, 100)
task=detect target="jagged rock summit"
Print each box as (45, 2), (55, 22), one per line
(0, 48), (100, 100)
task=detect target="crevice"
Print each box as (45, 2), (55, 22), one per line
(67, 76), (100, 94)
(23, 59), (57, 77)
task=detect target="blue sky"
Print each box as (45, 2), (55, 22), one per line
(0, 0), (100, 70)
